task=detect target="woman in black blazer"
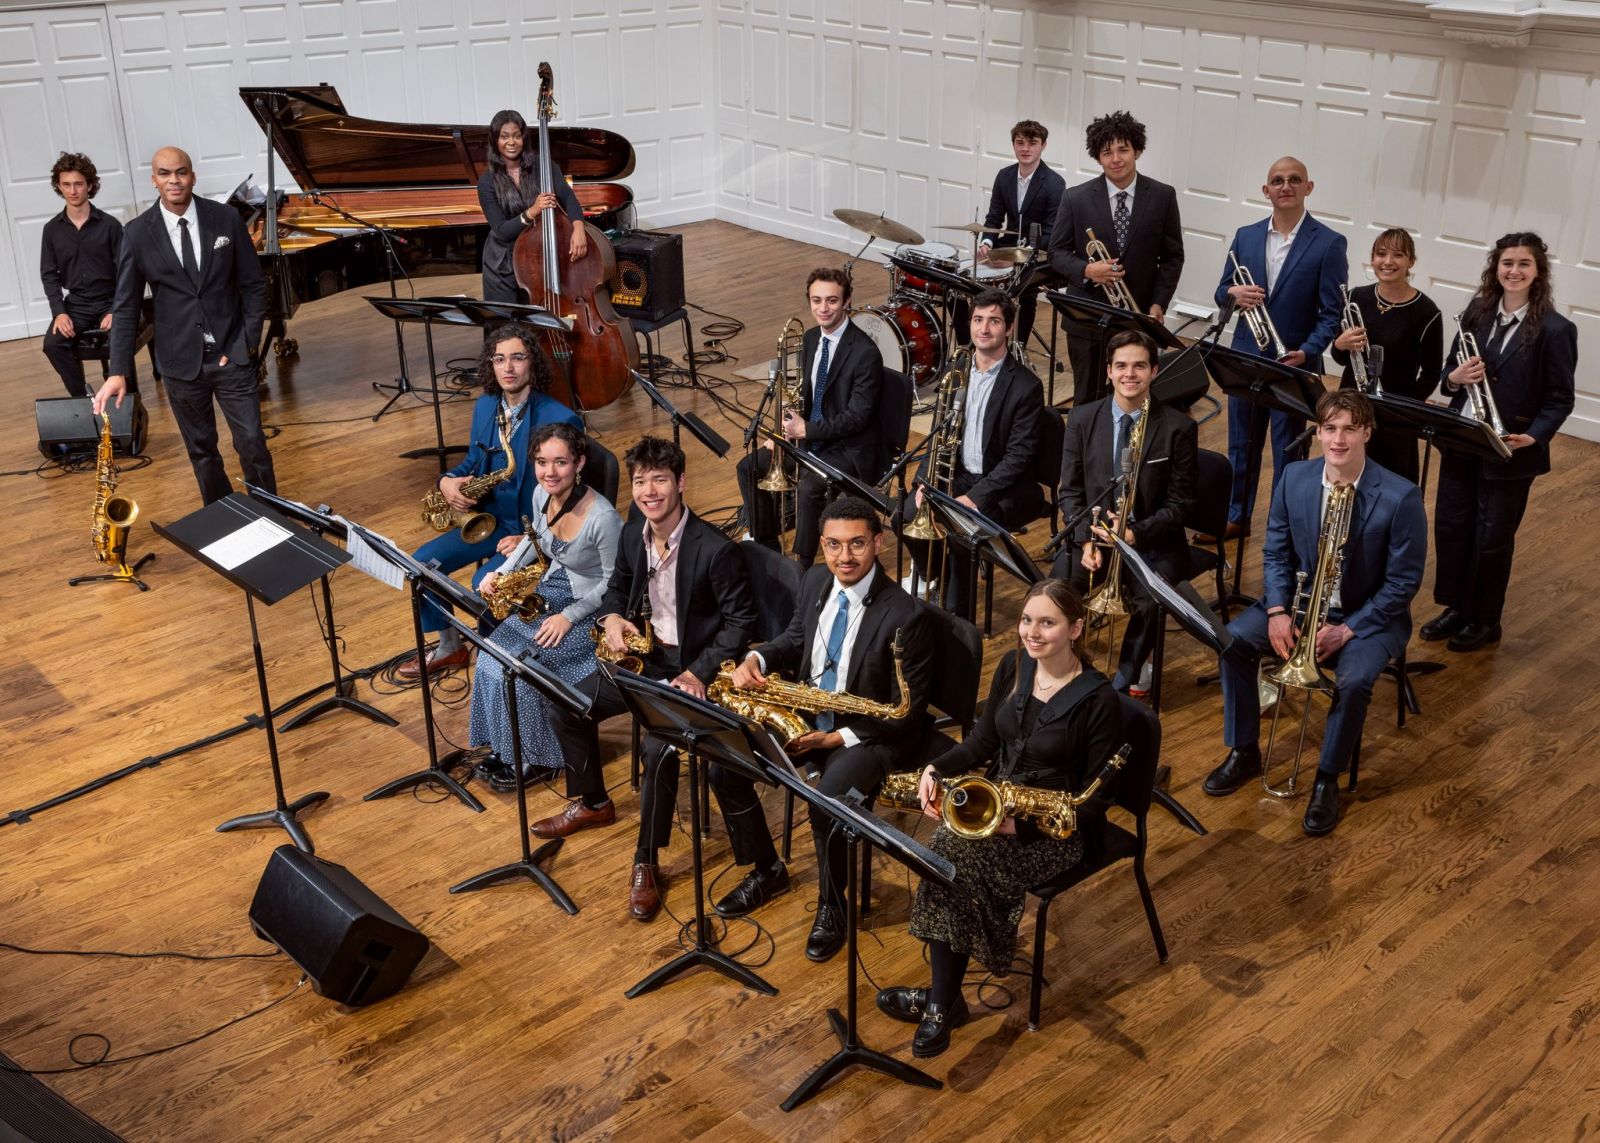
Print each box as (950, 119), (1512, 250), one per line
(1424, 232), (1577, 652)
(876, 579), (1124, 1058)
(477, 108), (587, 303)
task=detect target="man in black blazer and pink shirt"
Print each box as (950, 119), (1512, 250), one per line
(975, 119), (1066, 347)
(94, 146), (273, 504)
(903, 288), (1047, 618)
(715, 496), (933, 961)
(1052, 329), (1197, 692)
(534, 437), (756, 924)
(737, 267), (885, 563)
(1048, 111), (1185, 408)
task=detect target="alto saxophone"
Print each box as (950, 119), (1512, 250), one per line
(708, 630), (913, 747)
(593, 594), (654, 673)
(421, 408), (517, 543)
(89, 412), (141, 578)
(484, 523), (549, 622)
(879, 742), (1133, 841)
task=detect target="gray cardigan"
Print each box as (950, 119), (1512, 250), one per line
(492, 485), (623, 624)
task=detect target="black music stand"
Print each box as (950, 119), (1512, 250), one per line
(345, 523), (484, 813)
(363, 296), (474, 471)
(916, 482), (1041, 627)
(152, 494), (343, 853)
(245, 487), (398, 732)
(1367, 392), (1513, 495)
(776, 771), (956, 1110)
(1045, 292), (1182, 406)
(768, 434), (891, 516)
(453, 298), (572, 334)
(442, 607), (590, 912)
(610, 668), (779, 999)
(630, 368), (730, 458)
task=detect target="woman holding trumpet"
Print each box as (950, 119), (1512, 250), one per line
(876, 579), (1122, 1058)
(1327, 228), (1444, 485)
(1422, 233), (1576, 653)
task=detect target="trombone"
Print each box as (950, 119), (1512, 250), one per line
(1229, 250), (1289, 360)
(1085, 227), (1136, 310)
(1452, 314), (1512, 460)
(757, 317), (806, 495)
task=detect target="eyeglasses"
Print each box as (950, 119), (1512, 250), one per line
(1267, 174), (1306, 188)
(491, 353), (531, 366)
(821, 538), (873, 555)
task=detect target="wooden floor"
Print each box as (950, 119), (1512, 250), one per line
(2, 219), (1598, 1142)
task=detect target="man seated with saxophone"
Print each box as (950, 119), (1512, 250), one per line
(735, 267), (886, 564)
(715, 496), (933, 962)
(468, 422), (623, 791)
(400, 321), (583, 680)
(1050, 329), (1197, 696)
(1203, 390), (1425, 836)
(536, 436), (757, 924)
(875, 580), (1123, 1058)
(899, 288), (1046, 618)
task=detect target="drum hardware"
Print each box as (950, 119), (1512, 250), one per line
(937, 222), (1019, 236)
(833, 208), (925, 246)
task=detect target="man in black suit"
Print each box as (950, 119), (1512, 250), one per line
(533, 437), (756, 924)
(902, 288), (1046, 619)
(1052, 330), (1197, 694)
(714, 496), (932, 961)
(1048, 111), (1185, 408)
(93, 146), (273, 503)
(736, 267), (885, 563)
(975, 119), (1066, 348)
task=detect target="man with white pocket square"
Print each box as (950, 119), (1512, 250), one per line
(94, 146), (274, 504)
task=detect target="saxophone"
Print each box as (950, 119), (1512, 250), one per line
(593, 593), (654, 673)
(902, 347), (971, 543)
(879, 742), (1132, 841)
(708, 629), (913, 747)
(484, 523), (549, 622)
(420, 408), (516, 543)
(90, 413), (140, 576)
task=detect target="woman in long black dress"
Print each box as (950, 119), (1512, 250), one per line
(876, 579), (1124, 1058)
(477, 108), (589, 304)
(1328, 227), (1443, 485)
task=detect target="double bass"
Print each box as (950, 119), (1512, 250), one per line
(514, 62), (637, 410)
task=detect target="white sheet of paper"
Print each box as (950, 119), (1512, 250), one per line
(343, 521), (406, 591)
(200, 516), (292, 571)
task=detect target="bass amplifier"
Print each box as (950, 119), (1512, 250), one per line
(35, 395), (146, 458)
(611, 230), (685, 324)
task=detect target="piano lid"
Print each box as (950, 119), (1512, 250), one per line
(239, 85), (635, 193)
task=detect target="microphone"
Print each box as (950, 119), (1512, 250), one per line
(1119, 446), (1134, 481)
(1028, 221), (1041, 249)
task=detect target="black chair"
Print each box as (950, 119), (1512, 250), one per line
(1026, 693), (1168, 1031)
(1185, 448), (1235, 622)
(71, 299), (159, 383)
(1346, 645), (1419, 792)
(877, 368), (913, 475)
(1036, 405), (1066, 538)
(583, 436), (621, 505)
(632, 307), (699, 390)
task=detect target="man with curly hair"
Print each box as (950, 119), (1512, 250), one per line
(40, 151), (127, 398)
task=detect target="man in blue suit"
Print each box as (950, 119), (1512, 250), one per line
(1212, 156), (1347, 539)
(398, 322), (583, 679)
(1202, 390), (1425, 836)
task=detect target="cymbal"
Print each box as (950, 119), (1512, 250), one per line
(832, 208), (924, 246)
(939, 222), (1018, 236)
(982, 245), (1035, 265)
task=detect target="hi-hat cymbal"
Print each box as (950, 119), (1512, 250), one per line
(939, 222), (1018, 236)
(832, 208), (924, 246)
(982, 245), (1035, 265)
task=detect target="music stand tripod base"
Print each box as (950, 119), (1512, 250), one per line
(363, 753), (483, 812)
(217, 791), (330, 855)
(450, 836), (577, 913)
(69, 552), (156, 592)
(781, 1008), (941, 1111)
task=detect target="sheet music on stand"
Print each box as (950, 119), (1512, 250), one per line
(1114, 537), (1233, 654)
(342, 520), (408, 591)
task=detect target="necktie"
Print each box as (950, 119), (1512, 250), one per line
(1493, 314), (1520, 360)
(809, 336), (832, 424)
(1113, 190), (1130, 254)
(814, 589), (849, 732)
(178, 217), (199, 284)
(1114, 409), (1134, 471)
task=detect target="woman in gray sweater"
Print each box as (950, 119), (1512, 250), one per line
(470, 422), (622, 790)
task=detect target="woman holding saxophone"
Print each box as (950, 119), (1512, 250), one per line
(469, 422), (622, 791)
(876, 579), (1122, 1059)
(1422, 233), (1576, 653)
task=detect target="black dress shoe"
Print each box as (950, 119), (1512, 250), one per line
(805, 904), (846, 962)
(1447, 622), (1501, 652)
(487, 762), (561, 794)
(1303, 771), (1341, 836)
(472, 753), (507, 785)
(876, 986), (931, 1024)
(1203, 747), (1263, 797)
(712, 862), (790, 919)
(1419, 608), (1465, 642)
(912, 999), (970, 1058)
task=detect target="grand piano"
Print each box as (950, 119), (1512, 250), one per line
(234, 85), (636, 363)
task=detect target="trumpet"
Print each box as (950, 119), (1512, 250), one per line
(1340, 285), (1381, 396)
(1229, 250), (1289, 360)
(757, 317), (806, 496)
(1085, 227), (1137, 311)
(1453, 314), (1509, 445)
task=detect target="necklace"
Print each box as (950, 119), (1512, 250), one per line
(1373, 285), (1418, 314)
(1034, 660), (1081, 694)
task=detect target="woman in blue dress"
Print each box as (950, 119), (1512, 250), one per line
(471, 422), (622, 790)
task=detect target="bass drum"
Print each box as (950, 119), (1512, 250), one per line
(851, 300), (945, 385)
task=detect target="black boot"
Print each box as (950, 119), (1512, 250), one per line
(1203, 746), (1263, 796)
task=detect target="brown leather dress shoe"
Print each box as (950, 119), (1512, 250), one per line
(530, 799), (616, 839)
(396, 645), (472, 681)
(629, 862), (663, 921)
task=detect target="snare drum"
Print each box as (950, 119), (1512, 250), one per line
(890, 241), (961, 300)
(960, 256), (1020, 291)
(851, 299), (945, 384)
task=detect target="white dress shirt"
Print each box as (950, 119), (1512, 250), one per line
(1494, 302), (1529, 352)
(811, 322), (848, 398)
(1106, 174), (1137, 215)
(751, 564), (877, 748)
(961, 356), (1004, 474)
(1265, 210), (1307, 294)
(160, 198), (202, 274)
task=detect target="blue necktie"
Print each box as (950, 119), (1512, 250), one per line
(814, 589), (849, 732)
(809, 336), (832, 424)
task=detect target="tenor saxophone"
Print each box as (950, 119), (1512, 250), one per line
(89, 412), (140, 577)
(421, 409), (517, 542)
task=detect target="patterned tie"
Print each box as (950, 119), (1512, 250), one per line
(809, 336), (832, 424)
(813, 589), (849, 732)
(1113, 190), (1131, 254)
(178, 217), (200, 284)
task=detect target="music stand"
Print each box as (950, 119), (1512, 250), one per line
(610, 667), (778, 998)
(1367, 392), (1513, 493)
(454, 299), (579, 409)
(1045, 291), (1182, 405)
(152, 494), (344, 852)
(916, 482), (1041, 627)
(245, 486), (398, 732)
(768, 434), (892, 516)
(363, 296), (474, 472)
(774, 775), (956, 1110)
(441, 608), (590, 912)
(629, 368), (730, 458)
(344, 522), (485, 813)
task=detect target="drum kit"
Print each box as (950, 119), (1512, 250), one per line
(833, 208), (1042, 385)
